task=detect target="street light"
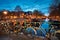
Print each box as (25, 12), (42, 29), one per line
(3, 11), (8, 15)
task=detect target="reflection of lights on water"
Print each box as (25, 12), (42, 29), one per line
(45, 18), (49, 22)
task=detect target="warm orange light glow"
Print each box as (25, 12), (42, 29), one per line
(5, 16), (8, 19)
(10, 16), (13, 19)
(37, 16), (40, 18)
(22, 13), (24, 16)
(3, 11), (8, 15)
(56, 16), (59, 18)
(29, 15), (31, 17)
(19, 15), (24, 18)
(14, 16), (17, 18)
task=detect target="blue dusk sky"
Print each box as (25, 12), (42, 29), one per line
(0, 0), (52, 16)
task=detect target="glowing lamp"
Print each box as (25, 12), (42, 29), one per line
(3, 11), (8, 15)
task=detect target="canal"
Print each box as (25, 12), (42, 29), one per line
(26, 18), (50, 37)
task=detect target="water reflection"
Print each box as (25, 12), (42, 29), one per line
(40, 18), (50, 31)
(26, 18), (50, 37)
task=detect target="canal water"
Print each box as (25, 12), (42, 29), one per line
(26, 18), (50, 37)
(40, 18), (50, 32)
(39, 18), (50, 36)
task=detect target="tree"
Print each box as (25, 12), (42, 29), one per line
(15, 5), (22, 12)
(33, 10), (43, 16)
(49, 0), (60, 17)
